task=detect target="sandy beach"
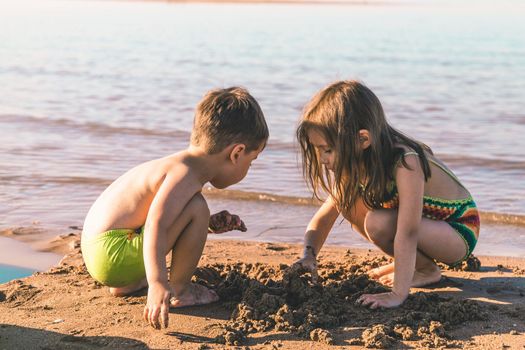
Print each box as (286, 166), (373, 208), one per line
(1, 228), (524, 349)
(1, 0), (524, 348)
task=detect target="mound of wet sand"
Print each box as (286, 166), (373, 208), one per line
(438, 255), (481, 272)
(194, 257), (487, 347)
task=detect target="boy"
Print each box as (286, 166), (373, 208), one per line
(81, 87), (268, 329)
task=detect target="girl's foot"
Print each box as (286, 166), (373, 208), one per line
(109, 278), (148, 297)
(376, 265), (442, 288)
(170, 283), (219, 308)
(378, 272), (395, 287)
(368, 262), (395, 280)
(411, 265), (442, 287)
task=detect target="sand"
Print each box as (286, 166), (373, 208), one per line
(1, 228), (525, 349)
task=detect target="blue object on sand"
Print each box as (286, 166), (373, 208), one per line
(0, 264), (35, 284)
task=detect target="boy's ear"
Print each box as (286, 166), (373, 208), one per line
(229, 144), (246, 164)
(358, 129), (371, 149)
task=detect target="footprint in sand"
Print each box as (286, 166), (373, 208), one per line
(263, 243), (288, 252)
(3, 281), (41, 307)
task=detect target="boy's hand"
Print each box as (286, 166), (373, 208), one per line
(143, 281), (171, 329)
(289, 247), (318, 283)
(208, 210), (247, 234)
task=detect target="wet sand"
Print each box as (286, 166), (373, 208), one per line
(1, 229), (524, 349)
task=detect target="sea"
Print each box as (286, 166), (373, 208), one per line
(1, 0), (524, 278)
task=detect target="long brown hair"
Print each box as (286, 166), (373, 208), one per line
(297, 80), (432, 213)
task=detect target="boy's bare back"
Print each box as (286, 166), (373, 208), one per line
(82, 151), (201, 240)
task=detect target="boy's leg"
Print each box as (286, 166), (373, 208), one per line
(107, 193), (215, 298)
(163, 193), (218, 307)
(363, 209), (467, 287)
(109, 278), (148, 297)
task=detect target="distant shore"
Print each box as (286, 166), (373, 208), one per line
(121, 0), (398, 5)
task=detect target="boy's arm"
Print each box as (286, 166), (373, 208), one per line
(142, 169), (200, 328)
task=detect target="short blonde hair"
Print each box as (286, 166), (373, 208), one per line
(191, 87), (268, 154)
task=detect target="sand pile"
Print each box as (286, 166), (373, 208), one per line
(438, 255), (481, 272)
(192, 256), (488, 347)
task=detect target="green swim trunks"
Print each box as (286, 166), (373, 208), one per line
(81, 227), (146, 287)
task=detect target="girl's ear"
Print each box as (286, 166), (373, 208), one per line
(229, 144), (246, 164)
(358, 129), (371, 150)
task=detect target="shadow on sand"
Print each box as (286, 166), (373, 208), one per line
(0, 324), (148, 349)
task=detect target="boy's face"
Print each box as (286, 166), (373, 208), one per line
(211, 143), (264, 189)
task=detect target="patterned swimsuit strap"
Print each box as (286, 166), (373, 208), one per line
(401, 151), (468, 191)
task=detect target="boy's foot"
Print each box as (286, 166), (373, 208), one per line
(109, 278), (148, 297)
(368, 262), (395, 280)
(170, 283), (219, 308)
(376, 265), (442, 288)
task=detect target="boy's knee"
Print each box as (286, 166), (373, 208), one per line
(188, 193), (210, 218)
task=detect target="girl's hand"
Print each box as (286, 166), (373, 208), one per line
(356, 291), (407, 309)
(143, 281), (171, 329)
(208, 210), (247, 234)
(289, 246), (318, 283)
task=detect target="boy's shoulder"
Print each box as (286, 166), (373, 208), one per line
(133, 152), (200, 189)
(160, 153), (205, 187)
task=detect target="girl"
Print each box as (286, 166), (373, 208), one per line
(292, 80), (480, 308)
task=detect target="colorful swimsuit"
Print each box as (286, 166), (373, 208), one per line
(380, 152), (480, 266)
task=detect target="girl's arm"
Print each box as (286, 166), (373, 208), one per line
(358, 155), (424, 308)
(303, 196), (340, 256)
(292, 196), (339, 282)
(391, 155), (425, 299)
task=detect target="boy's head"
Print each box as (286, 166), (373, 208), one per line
(191, 87), (269, 154)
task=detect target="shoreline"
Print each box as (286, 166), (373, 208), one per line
(3, 226), (525, 278)
(1, 233), (524, 349)
(1, 218), (524, 276)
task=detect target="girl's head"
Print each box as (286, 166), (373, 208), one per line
(297, 80), (430, 212)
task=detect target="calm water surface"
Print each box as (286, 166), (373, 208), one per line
(0, 0), (524, 255)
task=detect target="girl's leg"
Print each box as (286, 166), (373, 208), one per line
(363, 209), (467, 287)
(163, 193), (218, 307)
(340, 197), (396, 279)
(340, 195), (370, 241)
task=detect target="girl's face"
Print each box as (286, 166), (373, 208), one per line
(307, 129), (335, 171)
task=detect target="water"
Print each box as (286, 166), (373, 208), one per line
(0, 0), (524, 256)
